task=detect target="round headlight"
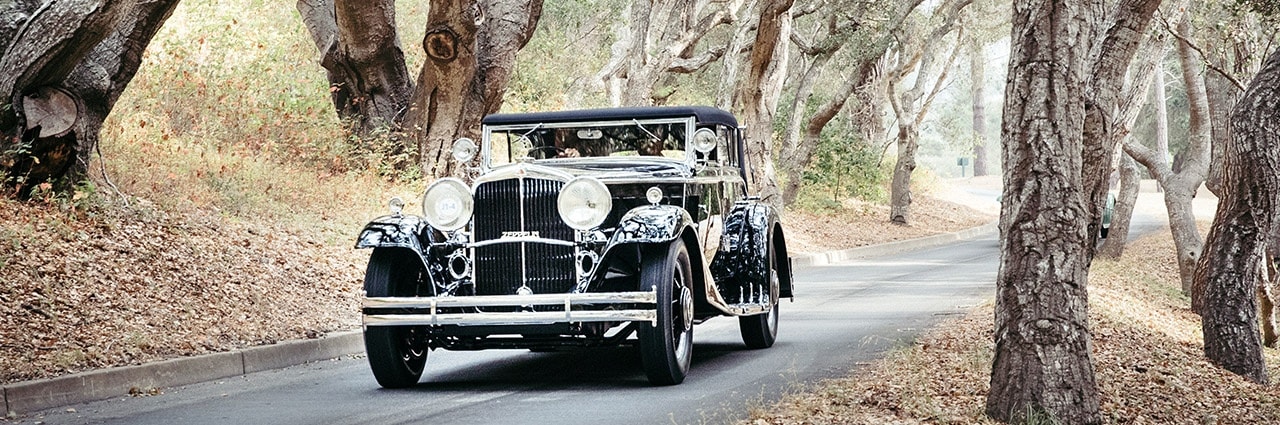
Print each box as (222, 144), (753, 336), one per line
(692, 128), (717, 154)
(558, 177), (612, 230)
(451, 138), (478, 163)
(645, 186), (664, 205)
(421, 178), (473, 231)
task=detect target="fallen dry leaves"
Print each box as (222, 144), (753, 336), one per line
(743, 226), (1280, 425)
(0, 198), (365, 384)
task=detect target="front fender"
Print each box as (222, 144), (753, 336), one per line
(711, 201), (791, 297)
(355, 214), (429, 251)
(608, 204), (695, 245)
(353, 214), (441, 273)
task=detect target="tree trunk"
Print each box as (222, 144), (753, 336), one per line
(1154, 68), (1170, 178)
(1193, 48), (1280, 385)
(889, 127), (917, 224)
(401, 0), (542, 180)
(885, 0), (968, 225)
(1, 0), (178, 197)
(1078, 0), (1163, 256)
(1096, 28), (1168, 259)
(969, 36), (989, 177)
(297, 0), (413, 135)
(1261, 254), (1277, 347)
(777, 62), (865, 206)
(736, 0), (792, 204)
(985, 0), (1101, 423)
(1098, 152), (1141, 258)
(1169, 15), (1214, 308)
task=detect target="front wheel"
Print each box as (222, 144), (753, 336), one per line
(363, 249), (429, 388)
(740, 242), (780, 349)
(638, 241), (694, 385)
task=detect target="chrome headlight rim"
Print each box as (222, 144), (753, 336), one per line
(557, 177), (612, 231)
(421, 178), (473, 231)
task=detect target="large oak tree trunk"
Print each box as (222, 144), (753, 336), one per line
(403, 0), (543, 179)
(736, 0), (792, 204)
(297, 0), (413, 135)
(985, 0), (1101, 423)
(300, 0), (542, 179)
(1, 0), (179, 196)
(1192, 47), (1280, 385)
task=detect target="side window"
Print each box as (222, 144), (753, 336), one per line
(716, 125), (738, 168)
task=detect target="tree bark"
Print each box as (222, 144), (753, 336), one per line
(1154, 68), (1170, 177)
(986, 0), (1101, 423)
(297, 0), (413, 135)
(1098, 152), (1141, 258)
(736, 0), (792, 205)
(1, 0), (178, 196)
(1078, 0), (1163, 255)
(969, 36), (989, 177)
(1192, 47), (1280, 385)
(1167, 14), (1214, 308)
(1096, 26), (1168, 258)
(404, 0), (543, 179)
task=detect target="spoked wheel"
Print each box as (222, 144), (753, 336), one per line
(638, 240), (694, 385)
(740, 242), (780, 349)
(363, 249), (429, 388)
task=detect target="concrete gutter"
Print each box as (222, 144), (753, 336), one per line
(3, 330), (362, 415)
(3, 221), (998, 416)
(791, 221), (998, 267)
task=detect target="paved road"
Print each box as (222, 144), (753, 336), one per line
(29, 235), (1003, 425)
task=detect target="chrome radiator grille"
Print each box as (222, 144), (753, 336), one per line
(473, 178), (575, 296)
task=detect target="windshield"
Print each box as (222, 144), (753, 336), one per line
(486, 119), (690, 167)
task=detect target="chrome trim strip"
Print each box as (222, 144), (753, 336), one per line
(364, 291), (657, 308)
(364, 310), (657, 327)
(467, 236), (576, 248)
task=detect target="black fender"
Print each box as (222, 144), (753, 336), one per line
(711, 200), (794, 299)
(354, 214), (442, 290)
(592, 205), (697, 293)
(608, 204), (695, 245)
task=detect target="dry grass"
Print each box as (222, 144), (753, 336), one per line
(743, 229), (1280, 425)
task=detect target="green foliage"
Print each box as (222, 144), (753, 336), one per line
(801, 129), (889, 207)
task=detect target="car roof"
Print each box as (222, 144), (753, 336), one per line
(481, 106), (739, 128)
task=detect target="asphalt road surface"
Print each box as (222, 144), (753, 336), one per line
(30, 235), (1004, 425)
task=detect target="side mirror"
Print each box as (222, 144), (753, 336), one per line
(452, 138), (478, 163)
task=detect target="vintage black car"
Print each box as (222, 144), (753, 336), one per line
(354, 106), (793, 387)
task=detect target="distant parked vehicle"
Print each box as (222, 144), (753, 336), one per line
(354, 106), (794, 387)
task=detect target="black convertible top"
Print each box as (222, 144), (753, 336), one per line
(482, 106), (739, 128)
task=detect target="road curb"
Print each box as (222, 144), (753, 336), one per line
(791, 221), (997, 267)
(3, 222), (997, 416)
(3, 330), (363, 415)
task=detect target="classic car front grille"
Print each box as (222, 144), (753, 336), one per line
(473, 178), (575, 296)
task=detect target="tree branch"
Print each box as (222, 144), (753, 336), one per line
(1156, 12), (1247, 92)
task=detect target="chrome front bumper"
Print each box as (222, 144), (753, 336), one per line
(362, 291), (657, 327)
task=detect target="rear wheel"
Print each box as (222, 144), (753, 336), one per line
(740, 242), (780, 349)
(363, 249), (429, 388)
(638, 241), (694, 385)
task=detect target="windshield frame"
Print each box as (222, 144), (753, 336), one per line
(481, 116), (698, 171)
